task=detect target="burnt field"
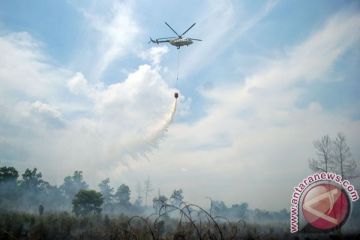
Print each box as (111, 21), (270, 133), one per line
(0, 208), (359, 240)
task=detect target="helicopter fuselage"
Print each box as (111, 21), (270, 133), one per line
(169, 38), (193, 48)
(150, 22), (201, 49)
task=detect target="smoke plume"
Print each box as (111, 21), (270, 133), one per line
(111, 98), (178, 160)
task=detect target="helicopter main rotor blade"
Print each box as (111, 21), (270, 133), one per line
(190, 38), (202, 41)
(165, 22), (180, 37)
(157, 37), (177, 40)
(181, 23), (196, 37)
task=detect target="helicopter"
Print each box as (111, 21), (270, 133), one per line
(150, 22), (202, 49)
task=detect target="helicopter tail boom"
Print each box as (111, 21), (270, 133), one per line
(149, 37), (172, 45)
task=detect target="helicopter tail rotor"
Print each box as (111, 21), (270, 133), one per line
(149, 37), (159, 44)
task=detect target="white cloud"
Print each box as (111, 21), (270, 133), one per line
(31, 101), (62, 119)
(139, 46), (169, 66)
(81, 0), (140, 80)
(0, 32), (69, 100)
(67, 72), (89, 95)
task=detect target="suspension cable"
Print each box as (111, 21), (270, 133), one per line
(176, 48), (180, 89)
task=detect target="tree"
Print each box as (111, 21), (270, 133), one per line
(134, 197), (143, 209)
(309, 135), (334, 172)
(309, 133), (359, 180)
(144, 177), (153, 207)
(134, 182), (143, 207)
(333, 133), (357, 179)
(98, 178), (114, 208)
(153, 195), (168, 213)
(60, 171), (89, 201)
(231, 202), (248, 219)
(170, 189), (184, 206)
(0, 166), (19, 204)
(20, 168), (47, 190)
(115, 184), (131, 207)
(18, 168), (50, 210)
(41, 184), (66, 211)
(212, 200), (227, 216)
(0, 166), (19, 183)
(72, 189), (103, 216)
(254, 208), (273, 222)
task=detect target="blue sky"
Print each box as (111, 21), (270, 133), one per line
(0, 0), (360, 210)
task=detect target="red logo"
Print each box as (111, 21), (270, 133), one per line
(302, 183), (350, 230)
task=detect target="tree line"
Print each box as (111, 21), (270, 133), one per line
(0, 132), (358, 222)
(0, 165), (292, 222)
(0, 168), (140, 215)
